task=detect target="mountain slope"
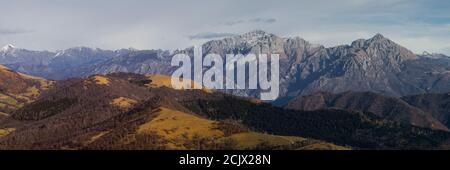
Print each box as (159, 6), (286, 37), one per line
(0, 44), (54, 66)
(82, 50), (174, 77)
(297, 34), (416, 96)
(402, 93), (450, 128)
(0, 73), (344, 150)
(285, 91), (448, 131)
(134, 107), (344, 150)
(0, 65), (52, 115)
(397, 56), (450, 94)
(173, 90), (450, 149)
(1, 73), (449, 149)
(1, 45), (136, 80)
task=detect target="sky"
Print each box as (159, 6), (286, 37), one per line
(1, 0), (450, 55)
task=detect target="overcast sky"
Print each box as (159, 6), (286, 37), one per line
(1, 0), (450, 55)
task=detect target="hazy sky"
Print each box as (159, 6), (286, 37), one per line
(1, 0), (450, 55)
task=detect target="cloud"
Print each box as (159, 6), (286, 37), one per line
(249, 18), (277, 23)
(188, 32), (236, 40)
(224, 18), (277, 26)
(0, 28), (30, 35)
(0, 0), (449, 55)
(224, 20), (244, 26)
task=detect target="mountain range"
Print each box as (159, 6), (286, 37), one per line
(2, 30), (450, 105)
(0, 30), (450, 150)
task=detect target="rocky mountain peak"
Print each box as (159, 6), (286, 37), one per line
(242, 30), (271, 37)
(237, 30), (277, 43)
(1, 44), (16, 52)
(348, 33), (417, 61)
(351, 33), (390, 48)
(371, 33), (386, 41)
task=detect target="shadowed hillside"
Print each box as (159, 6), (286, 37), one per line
(402, 93), (450, 128)
(285, 91), (448, 131)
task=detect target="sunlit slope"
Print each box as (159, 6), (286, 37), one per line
(145, 74), (212, 93)
(137, 107), (348, 150)
(0, 65), (53, 114)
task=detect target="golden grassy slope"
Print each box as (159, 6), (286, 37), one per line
(110, 97), (138, 108)
(145, 74), (212, 93)
(0, 128), (15, 138)
(92, 76), (110, 85)
(136, 107), (348, 150)
(225, 132), (305, 149)
(0, 65), (53, 113)
(137, 107), (223, 149)
(17, 72), (53, 90)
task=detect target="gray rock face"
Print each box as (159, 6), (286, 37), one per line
(297, 34), (419, 97)
(83, 49), (174, 76)
(191, 31), (449, 104)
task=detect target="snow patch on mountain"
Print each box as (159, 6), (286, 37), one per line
(1, 44), (16, 52)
